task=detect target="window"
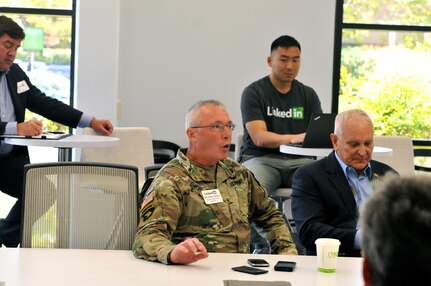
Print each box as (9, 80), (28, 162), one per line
(1, 0), (76, 132)
(2, 1), (72, 9)
(333, 0), (431, 139)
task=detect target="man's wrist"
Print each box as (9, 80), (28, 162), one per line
(167, 251), (176, 265)
(5, 122), (18, 134)
(78, 114), (93, 128)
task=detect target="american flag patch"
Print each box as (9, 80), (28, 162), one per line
(141, 192), (154, 210)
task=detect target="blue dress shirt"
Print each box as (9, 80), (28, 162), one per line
(334, 152), (373, 250)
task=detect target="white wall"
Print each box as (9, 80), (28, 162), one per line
(78, 0), (336, 147)
(75, 0), (120, 125)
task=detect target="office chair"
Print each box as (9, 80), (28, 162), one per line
(373, 136), (415, 176)
(142, 140), (181, 180)
(81, 127), (154, 190)
(21, 162), (139, 250)
(412, 139), (431, 173)
(152, 140), (181, 164)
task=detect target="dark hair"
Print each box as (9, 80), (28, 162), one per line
(362, 175), (431, 286)
(0, 15), (25, 40)
(270, 35), (301, 54)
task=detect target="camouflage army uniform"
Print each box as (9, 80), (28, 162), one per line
(132, 149), (297, 264)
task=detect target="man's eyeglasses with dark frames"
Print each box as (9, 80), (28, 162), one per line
(190, 123), (236, 132)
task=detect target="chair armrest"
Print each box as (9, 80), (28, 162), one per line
(413, 148), (431, 173)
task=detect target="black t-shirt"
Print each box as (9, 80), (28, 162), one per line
(240, 76), (322, 159)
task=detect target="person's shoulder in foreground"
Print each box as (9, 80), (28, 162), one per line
(132, 99), (297, 265)
(362, 174), (431, 286)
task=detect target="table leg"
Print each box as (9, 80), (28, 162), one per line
(58, 147), (72, 162)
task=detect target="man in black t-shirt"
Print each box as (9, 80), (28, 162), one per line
(239, 35), (322, 196)
(239, 35), (322, 253)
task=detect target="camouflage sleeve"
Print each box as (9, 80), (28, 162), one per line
(248, 171), (298, 255)
(132, 172), (182, 264)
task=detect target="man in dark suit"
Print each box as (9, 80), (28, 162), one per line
(0, 15), (113, 247)
(291, 109), (397, 257)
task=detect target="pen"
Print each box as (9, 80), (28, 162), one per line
(43, 131), (65, 134)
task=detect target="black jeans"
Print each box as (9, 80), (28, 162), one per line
(0, 149), (29, 247)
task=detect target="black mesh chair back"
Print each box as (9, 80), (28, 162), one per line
(152, 140), (181, 164)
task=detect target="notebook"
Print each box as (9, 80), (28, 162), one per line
(1, 132), (71, 140)
(290, 113), (336, 148)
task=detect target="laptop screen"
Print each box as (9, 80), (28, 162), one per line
(299, 113), (336, 148)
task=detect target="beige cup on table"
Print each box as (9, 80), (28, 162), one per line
(315, 238), (341, 273)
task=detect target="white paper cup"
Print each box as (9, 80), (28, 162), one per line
(315, 238), (341, 273)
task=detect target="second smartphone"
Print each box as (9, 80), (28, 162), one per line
(274, 261), (296, 272)
(247, 259), (270, 267)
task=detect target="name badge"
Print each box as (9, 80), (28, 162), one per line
(17, 80), (30, 93)
(202, 189), (223, 205)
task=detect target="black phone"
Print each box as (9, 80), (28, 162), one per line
(247, 258), (270, 267)
(231, 266), (268, 275)
(274, 261), (296, 272)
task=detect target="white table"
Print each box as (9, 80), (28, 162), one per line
(280, 145), (393, 158)
(4, 134), (119, 161)
(0, 248), (364, 286)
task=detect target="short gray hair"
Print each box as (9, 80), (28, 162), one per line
(334, 109), (373, 137)
(185, 100), (226, 130)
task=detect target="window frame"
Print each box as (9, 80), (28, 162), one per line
(332, 0), (431, 114)
(0, 2), (77, 110)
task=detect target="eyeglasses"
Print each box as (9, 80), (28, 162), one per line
(190, 123), (236, 132)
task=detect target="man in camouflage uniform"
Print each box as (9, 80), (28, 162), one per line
(133, 100), (297, 264)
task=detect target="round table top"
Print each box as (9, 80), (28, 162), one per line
(280, 145), (393, 157)
(4, 134), (120, 148)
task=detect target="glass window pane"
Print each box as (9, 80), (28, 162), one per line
(343, 0), (431, 26)
(5, 13), (72, 132)
(339, 29), (431, 138)
(2, 0), (72, 9)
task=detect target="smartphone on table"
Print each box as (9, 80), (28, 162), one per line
(274, 261), (296, 272)
(231, 266), (268, 275)
(247, 259), (270, 267)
